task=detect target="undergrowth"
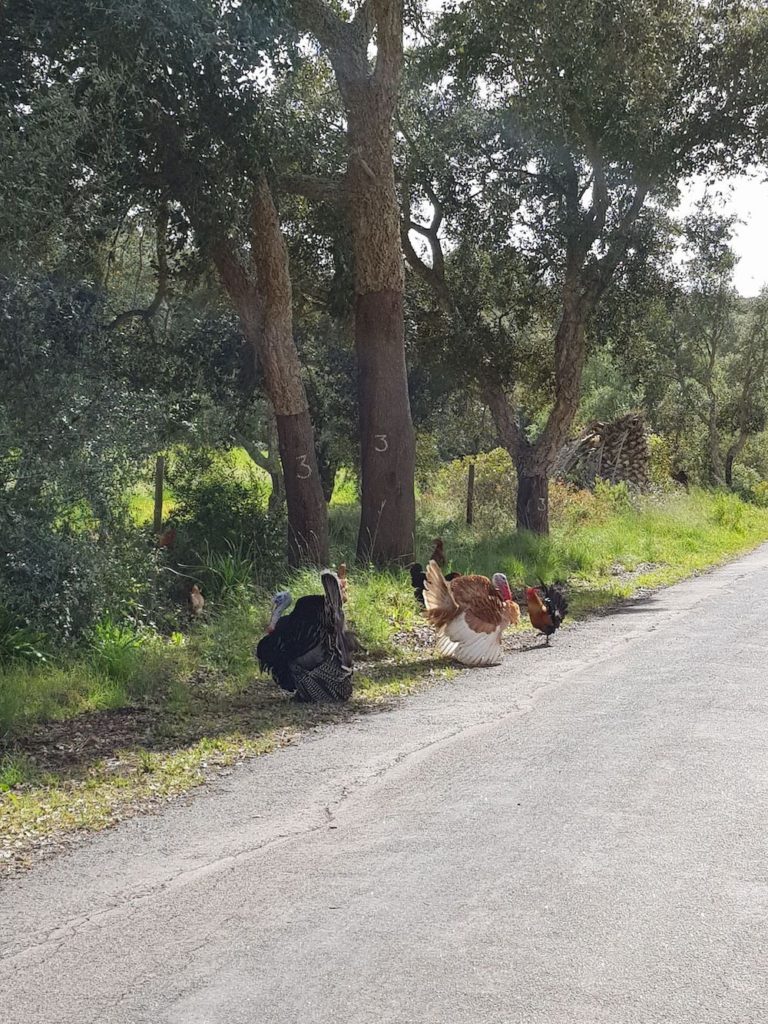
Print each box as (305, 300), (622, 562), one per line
(3, 485), (768, 870)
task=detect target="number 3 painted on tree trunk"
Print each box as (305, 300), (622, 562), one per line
(538, 497), (546, 511)
(374, 434), (389, 452)
(297, 454), (312, 479)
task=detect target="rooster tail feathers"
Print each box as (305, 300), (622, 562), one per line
(538, 578), (569, 621)
(409, 562), (425, 589)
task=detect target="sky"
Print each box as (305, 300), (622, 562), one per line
(677, 174), (768, 297)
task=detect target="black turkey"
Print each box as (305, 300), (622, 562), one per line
(256, 571), (353, 703)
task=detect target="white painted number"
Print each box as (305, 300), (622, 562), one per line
(538, 497), (546, 511)
(374, 434), (389, 452)
(297, 454), (312, 479)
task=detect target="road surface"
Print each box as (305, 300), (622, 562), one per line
(3, 547), (768, 1023)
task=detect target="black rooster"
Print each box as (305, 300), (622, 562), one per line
(256, 571), (353, 702)
(525, 579), (569, 644)
(409, 538), (460, 605)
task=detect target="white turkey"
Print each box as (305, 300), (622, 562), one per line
(423, 559), (520, 666)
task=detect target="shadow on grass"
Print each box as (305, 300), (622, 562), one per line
(3, 654), (441, 787)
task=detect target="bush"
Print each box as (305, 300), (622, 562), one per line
(425, 448), (516, 531)
(87, 614), (146, 682)
(169, 463), (285, 588)
(593, 478), (633, 515)
(0, 607), (46, 664)
(712, 492), (746, 532)
(0, 513), (162, 642)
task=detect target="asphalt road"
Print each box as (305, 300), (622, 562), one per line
(4, 547), (768, 1023)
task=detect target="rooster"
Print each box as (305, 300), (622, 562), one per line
(410, 538), (459, 605)
(526, 580), (568, 644)
(423, 560), (520, 666)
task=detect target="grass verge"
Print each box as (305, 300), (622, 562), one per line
(2, 487), (767, 874)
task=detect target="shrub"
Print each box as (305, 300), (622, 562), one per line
(170, 466), (285, 587)
(5, 522), (163, 642)
(593, 478), (633, 515)
(87, 614), (146, 682)
(0, 607), (46, 664)
(425, 448), (516, 531)
(712, 492), (746, 532)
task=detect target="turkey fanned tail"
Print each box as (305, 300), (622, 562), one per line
(256, 572), (353, 703)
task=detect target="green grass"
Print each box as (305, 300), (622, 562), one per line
(3, 485), (768, 871)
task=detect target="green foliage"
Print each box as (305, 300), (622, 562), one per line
(188, 540), (258, 602)
(424, 449), (516, 532)
(593, 479), (632, 515)
(711, 492), (746, 533)
(170, 456), (282, 572)
(87, 615), (146, 682)
(648, 434), (674, 489)
(0, 608), (46, 665)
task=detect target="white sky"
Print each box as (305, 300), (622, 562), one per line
(677, 173), (768, 296)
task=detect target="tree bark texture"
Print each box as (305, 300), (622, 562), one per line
(355, 289), (416, 561)
(345, 10), (415, 563)
(516, 472), (549, 534)
(214, 177), (329, 566)
(291, 0), (415, 564)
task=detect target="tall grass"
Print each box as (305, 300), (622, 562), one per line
(3, 486), (768, 740)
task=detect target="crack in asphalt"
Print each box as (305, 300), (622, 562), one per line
(1, 551), (755, 978)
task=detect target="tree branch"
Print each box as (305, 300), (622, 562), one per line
(108, 204), (170, 329)
(485, 382), (531, 460)
(277, 173), (344, 204)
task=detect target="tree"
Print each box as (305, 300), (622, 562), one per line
(407, 0), (765, 533)
(659, 205), (768, 488)
(3, 0), (330, 565)
(285, 0), (416, 564)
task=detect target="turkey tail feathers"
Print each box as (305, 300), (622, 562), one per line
(423, 559), (458, 627)
(321, 571), (352, 670)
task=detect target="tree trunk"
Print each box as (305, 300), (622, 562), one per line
(354, 290), (416, 562)
(516, 472), (549, 534)
(304, 0), (415, 564)
(287, 0), (415, 562)
(214, 177), (329, 566)
(342, 93), (415, 562)
(706, 394), (725, 487)
(725, 430), (749, 489)
(466, 461), (475, 526)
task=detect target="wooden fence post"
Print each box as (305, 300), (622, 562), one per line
(153, 455), (165, 534)
(466, 461), (476, 526)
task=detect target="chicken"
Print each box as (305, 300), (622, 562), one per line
(423, 559), (520, 666)
(431, 537), (446, 568)
(256, 571), (353, 703)
(409, 539), (459, 605)
(526, 580), (568, 644)
(156, 524), (176, 549)
(337, 563), (349, 603)
(189, 583), (205, 617)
